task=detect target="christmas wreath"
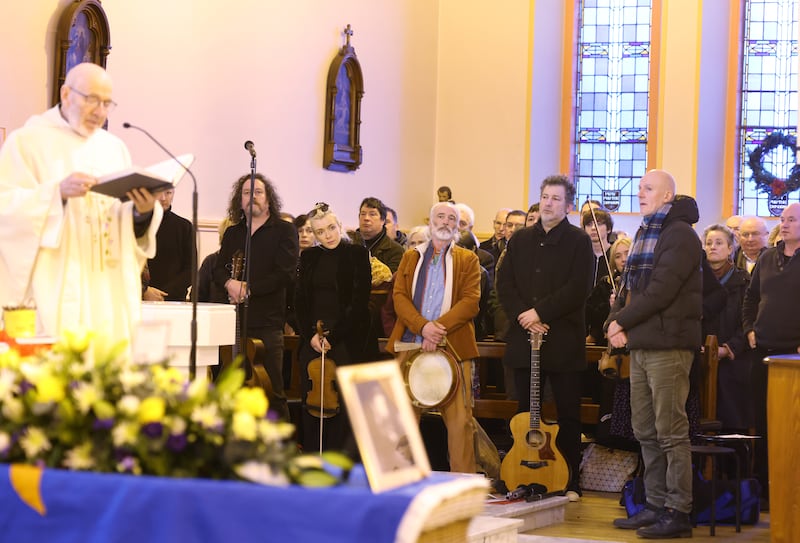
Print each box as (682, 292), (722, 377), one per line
(748, 131), (800, 197)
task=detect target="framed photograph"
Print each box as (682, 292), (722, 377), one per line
(337, 361), (430, 492)
(323, 25), (364, 172)
(51, 0), (111, 107)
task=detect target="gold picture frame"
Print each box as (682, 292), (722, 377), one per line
(337, 361), (430, 492)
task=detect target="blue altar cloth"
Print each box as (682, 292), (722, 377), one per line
(0, 465), (468, 542)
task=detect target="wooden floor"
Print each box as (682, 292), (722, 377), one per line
(522, 491), (770, 543)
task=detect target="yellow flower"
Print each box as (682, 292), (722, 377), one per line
(93, 400), (115, 420)
(35, 373), (66, 403)
(151, 366), (184, 395)
(232, 411), (257, 441)
(63, 327), (93, 353)
(0, 431), (10, 452)
(187, 378), (209, 402)
(234, 387), (269, 418)
(0, 347), (22, 369)
(138, 396), (166, 424)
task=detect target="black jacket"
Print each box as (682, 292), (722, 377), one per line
(496, 218), (594, 372)
(742, 241), (800, 352)
(716, 266), (750, 358)
(349, 227), (405, 273)
(294, 242), (373, 363)
(147, 207), (193, 301)
(213, 215), (299, 329)
(607, 195), (703, 350)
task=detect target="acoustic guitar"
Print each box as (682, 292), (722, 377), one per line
(225, 250), (273, 397)
(500, 331), (569, 493)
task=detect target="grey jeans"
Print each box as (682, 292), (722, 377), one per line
(629, 348), (693, 513)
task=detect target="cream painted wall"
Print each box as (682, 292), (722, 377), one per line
(0, 0), (746, 253)
(0, 0), (441, 259)
(434, 0), (532, 235)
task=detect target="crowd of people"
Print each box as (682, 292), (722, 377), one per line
(3, 62), (799, 539)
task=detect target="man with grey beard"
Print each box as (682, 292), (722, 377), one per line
(386, 202), (481, 473)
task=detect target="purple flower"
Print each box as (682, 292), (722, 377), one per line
(93, 418), (115, 430)
(142, 422), (163, 438)
(166, 433), (187, 452)
(118, 456), (136, 472)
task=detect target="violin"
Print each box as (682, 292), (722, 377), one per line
(306, 320), (340, 420)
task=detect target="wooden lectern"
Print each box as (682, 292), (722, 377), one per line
(764, 354), (800, 543)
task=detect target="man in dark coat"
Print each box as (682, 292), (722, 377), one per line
(606, 170), (702, 538)
(496, 174), (594, 500)
(742, 202), (800, 509)
(145, 188), (193, 301)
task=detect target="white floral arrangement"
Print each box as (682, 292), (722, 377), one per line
(0, 330), (303, 483)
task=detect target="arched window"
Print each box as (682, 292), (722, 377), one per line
(737, 0), (798, 216)
(573, 0), (653, 212)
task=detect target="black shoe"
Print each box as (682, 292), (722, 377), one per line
(636, 508), (692, 539)
(613, 505), (663, 529)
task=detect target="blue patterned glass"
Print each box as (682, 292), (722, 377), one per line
(739, 0), (798, 216)
(575, 0), (653, 213)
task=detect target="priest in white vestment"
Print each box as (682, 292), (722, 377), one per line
(0, 63), (163, 345)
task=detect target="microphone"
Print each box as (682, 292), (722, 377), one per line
(244, 140), (256, 158)
(123, 121), (199, 380)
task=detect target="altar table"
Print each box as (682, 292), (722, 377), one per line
(0, 465), (487, 543)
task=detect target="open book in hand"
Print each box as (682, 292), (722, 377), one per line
(91, 154), (195, 201)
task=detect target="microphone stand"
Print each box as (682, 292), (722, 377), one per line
(240, 155), (257, 375)
(123, 123), (199, 379)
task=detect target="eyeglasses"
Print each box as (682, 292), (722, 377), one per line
(69, 86), (117, 112)
(740, 231), (766, 239)
(308, 202), (329, 218)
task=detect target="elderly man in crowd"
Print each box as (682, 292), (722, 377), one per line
(387, 201), (481, 473)
(735, 216), (769, 273)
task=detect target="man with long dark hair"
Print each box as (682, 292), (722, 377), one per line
(213, 173), (298, 421)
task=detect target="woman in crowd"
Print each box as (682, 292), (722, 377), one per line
(704, 224), (752, 431)
(405, 225), (430, 249)
(294, 203), (373, 453)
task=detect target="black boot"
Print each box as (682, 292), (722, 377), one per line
(613, 504), (663, 529)
(636, 508), (692, 539)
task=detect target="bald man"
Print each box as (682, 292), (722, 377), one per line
(742, 202), (800, 509)
(606, 170), (701, 538)
(735, 216), (769, 273)
(0, 62), (162, 344)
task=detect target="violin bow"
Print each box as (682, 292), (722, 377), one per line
(316, 320), (327, 454)
(586, 199), (619, 298)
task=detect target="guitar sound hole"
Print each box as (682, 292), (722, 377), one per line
(525, 429), (546, 449)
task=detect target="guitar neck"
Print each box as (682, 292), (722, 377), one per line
(529, 332), (541, 431)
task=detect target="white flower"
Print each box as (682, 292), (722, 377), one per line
(169, 417), (187, 435)
(118, 367), (148, 392)
(20, 427), (51, 457)
(0, 431), (11, 453)
(117, 395), (141, 416)
(0, 368), (19, 398)
(2, 397), (24, 422)
(112, 421), (140, 447)
(258, 420), (294, 442)
(63, 442), (96, 470)
(186, 377), (209, 402)
(72, 381), (100, 414)
(190, 404), (223, 430)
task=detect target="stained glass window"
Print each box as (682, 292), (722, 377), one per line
(574, 0), (652, 212)
(738, 0), (798, 216)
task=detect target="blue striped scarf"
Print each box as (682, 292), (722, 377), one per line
(622, 203), (672, 291)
